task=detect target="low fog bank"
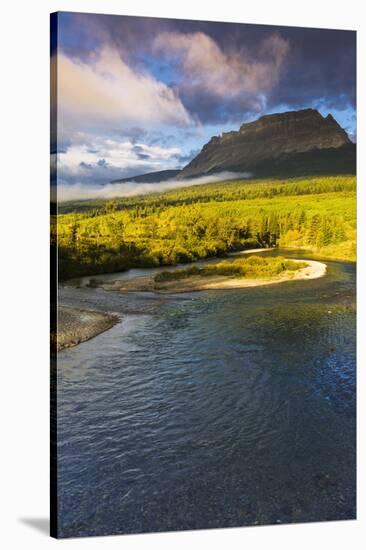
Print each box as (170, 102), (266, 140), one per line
(56, 172), (252, 202)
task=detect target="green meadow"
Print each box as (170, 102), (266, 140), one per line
(54, 175), (356, 279)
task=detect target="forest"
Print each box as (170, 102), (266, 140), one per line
(53, 175), (356, 279)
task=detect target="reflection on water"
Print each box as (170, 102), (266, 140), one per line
(57, 251), (356, 537)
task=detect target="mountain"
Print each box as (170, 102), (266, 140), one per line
(111, 169), (181, 184)
(110, 109), (355, 184)
(179, 109), (355, 178)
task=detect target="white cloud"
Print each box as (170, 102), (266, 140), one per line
(154, 32), (289, 98)
(57, 47), (193, 130)
(56, 137), (182, 185)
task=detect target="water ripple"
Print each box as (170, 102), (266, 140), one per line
(57, 254), (356, 537)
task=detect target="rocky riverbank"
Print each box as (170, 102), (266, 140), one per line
(54, 306), (119, 351)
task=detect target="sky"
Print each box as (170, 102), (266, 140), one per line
(52, 12), (356, 188)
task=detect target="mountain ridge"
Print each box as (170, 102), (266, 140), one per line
(179, 108), (355, 178)
(110, 109), (355, 183)
(111, 169), (181, 184)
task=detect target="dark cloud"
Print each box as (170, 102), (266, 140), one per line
(79, 161), (92, 170)
(57, 13), (355, 126)
(97, 158), (109, 167)
(177, 89), (262, 125)
(132, 145), (151, 160)
(132, 145), (145, 154)
(165, 26), (355, 125)
(266, 28), (356, 113)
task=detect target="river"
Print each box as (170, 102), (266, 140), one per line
(56, 249), (356, 537)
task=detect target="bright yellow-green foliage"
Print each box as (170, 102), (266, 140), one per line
(154, 256), (308, 283)
(54, 176), (356, 279)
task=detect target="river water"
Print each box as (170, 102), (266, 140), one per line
(56, 250), (356, 537)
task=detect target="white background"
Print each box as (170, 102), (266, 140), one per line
(0, 0), (364, 548)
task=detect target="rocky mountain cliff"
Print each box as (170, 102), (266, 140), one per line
(179, 109), (355, 178)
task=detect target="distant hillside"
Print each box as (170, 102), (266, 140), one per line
(111, 169), (181, 184)
(179, 109), (355, 178)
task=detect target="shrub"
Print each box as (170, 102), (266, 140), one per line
(154, 255), (307, 283)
